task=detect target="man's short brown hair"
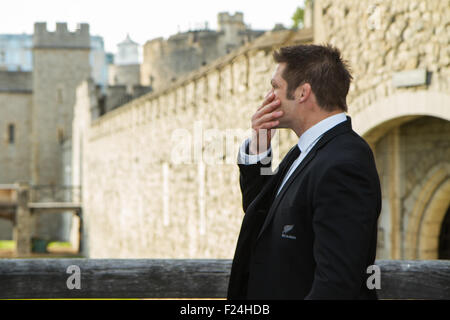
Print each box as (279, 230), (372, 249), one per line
(273, 44), (352, 112)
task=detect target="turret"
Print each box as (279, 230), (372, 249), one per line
(33, 22), (90, 49)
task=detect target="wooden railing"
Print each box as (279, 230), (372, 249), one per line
(0, 259), (449, 299)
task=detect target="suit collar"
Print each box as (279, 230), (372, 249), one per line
(297, 112), (347, 153)
(310, 115), (352, 152)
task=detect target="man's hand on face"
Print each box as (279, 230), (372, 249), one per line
(249, 90), (283, 155)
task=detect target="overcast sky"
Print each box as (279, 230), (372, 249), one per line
(1, 0), (304, 53)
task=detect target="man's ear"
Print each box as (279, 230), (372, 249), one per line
(296, 83), (311, 103)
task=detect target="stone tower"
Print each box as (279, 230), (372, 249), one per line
(31, 22), (91, 239)
(108, 34), (141, 92)
(217, 12), (246, 52)
(116, 34), (140, 65)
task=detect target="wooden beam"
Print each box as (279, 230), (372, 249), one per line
(12, 183), (31, 256)
(0, 259), (231, 299)
(0, 184), (17, 189)
(0, 188), (16, 203)
(0, 209), (15, 221)
(0, 203), (16, 221)
(377, 259), (450, 299)
(0, 259), (448, 299)
(28, 202), (82, 214)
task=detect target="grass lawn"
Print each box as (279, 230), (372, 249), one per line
(0, 240), (83, 258)
(0, 240), (15, 250)
(47, 241), (72, 249)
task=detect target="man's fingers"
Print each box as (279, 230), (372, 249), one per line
(257, 91), (275, 111)
(249, 90), (279, 154)
(261, 98), (281, 114)
(254, 98), (281, 120)
(254, 109), (283, 127)
(259, 120), (279, 130)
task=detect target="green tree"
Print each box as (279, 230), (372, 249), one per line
(292, 0), (311, 29)
(292, 6), (305, 29)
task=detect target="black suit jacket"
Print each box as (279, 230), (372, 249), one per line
(227, 117), (381, 300)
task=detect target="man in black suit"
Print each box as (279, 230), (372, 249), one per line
(227, 44), (381, 300)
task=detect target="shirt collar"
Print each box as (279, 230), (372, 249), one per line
(297, 112), (347, 152)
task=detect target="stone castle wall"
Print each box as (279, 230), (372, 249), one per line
(0, 92), (32, 183)
(0, 71), (32, 92)
(108, 64), (140, 90)
(0, 77), (32, 238)
(314, 0), (450, 116)
(0, 70), (32, 188)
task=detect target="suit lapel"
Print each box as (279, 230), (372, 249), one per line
(245, 145), (299, 213)
(256, 117), (353, 241)
(256, 147), (318, 241)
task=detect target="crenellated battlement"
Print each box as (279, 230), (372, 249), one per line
(33, 22), (90, 49)
(217, 12), (244, 25)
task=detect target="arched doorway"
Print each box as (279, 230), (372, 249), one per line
(350, 90), (450, 260)
(415, 176), (450, 259)
(355, 115), (450, 259)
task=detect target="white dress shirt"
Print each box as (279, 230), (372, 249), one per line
(238, 112), (347, 197)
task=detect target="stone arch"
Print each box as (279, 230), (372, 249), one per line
(417, 178), (450, 259)
(351, 90), (450, 145)
(404, 163), (450, 259)
(351, 90), (450, 260)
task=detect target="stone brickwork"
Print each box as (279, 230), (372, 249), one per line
(314, 0), (450, 114)
(0, 71), (32, 92)
(401, 117), (450, 199)
(0, 93), (32, 183)
(0, 92), (32, 239)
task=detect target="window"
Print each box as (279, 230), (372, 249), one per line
(8, 124), (15, 144)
